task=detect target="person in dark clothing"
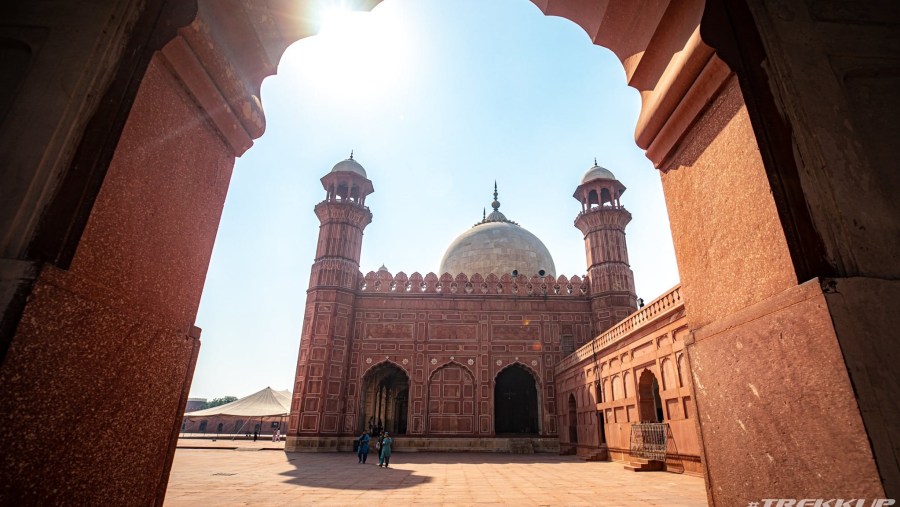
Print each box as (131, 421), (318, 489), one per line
(357, 431), (370, 463)
(375, 431), (385, 466)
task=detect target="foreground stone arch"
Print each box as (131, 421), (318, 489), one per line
(0, 1), (897, 505)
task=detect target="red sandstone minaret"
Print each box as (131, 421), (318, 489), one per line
(573, 160), (638, 335)
(286, 153), (373, 451)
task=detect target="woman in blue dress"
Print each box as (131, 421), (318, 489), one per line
(379, 432), (393, 468)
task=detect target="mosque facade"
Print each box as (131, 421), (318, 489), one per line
(287, 156), (701, 472)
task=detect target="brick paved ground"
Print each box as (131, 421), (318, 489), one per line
(165, 440), (708, 506)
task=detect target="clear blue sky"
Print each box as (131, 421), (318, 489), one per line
(191, 0), (679, 400)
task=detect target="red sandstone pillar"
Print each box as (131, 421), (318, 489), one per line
(0, 2), (313, 503)
(533, 0), (897, 503)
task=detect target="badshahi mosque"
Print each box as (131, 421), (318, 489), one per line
(288, 155), (699, 473)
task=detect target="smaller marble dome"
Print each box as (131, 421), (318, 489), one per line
(580, 159), (616, 184)
(330, 151), (367, 178)
(377, 264), (389, 273)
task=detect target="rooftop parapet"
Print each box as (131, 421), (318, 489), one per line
(358, 271), (589, 297)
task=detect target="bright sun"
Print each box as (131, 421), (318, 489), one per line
(302, 4), (412, 101)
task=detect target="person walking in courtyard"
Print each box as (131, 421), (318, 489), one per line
(375, 431), (385, 466)
(379, 431), (393, 468)
(357, 431), (370, 464)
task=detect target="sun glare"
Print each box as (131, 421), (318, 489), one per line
(302, 4), (412, 102)
(319, 4), (357, 31)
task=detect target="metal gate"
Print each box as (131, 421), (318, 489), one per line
(629, 422), (668, 461)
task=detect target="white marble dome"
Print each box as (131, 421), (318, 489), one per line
(440, 184), (556, 277)
(439, 221), (556, 277)
(330, 156), (367, 178)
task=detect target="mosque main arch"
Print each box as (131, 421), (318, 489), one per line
(494, 363), (541, 435)
(0, 1), (897, 505)
(359, 361), (410, 436)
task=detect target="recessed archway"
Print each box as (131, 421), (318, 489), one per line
(637, 370), (664, 423)
(494, 363), (539, 435)
(567, 393), (578, 444)
(360, 362), (409, 435)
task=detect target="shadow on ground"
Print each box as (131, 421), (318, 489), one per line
(288, 451), (587, 464)
(166, 447), (708, 505)
(278, 451), (586, 491)
(279, 452), (435, 490)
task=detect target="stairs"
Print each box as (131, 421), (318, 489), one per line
(558, 444), (577, 455)
(624, 458), (664, 472)
(582, 449), (608, 462)
(508, 439), (535, 454)
(580, 444), (608, 461)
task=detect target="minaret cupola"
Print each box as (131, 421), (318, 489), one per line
(320, 151), (374, 205)
(574, 159), (626, 211)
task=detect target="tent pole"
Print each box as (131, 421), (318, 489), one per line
(232, 418), (249, 441)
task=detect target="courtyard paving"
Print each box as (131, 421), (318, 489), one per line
(166, 439), (708, 506)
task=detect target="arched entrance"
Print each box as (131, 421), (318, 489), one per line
(637, 370), (664, 423)
(568, 394), (578, 444)
(494, 364), (539, 435)
(360, 362), (409, 435)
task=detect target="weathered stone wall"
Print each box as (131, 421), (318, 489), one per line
(660, 71), (884, 504)
(0, 47), (233, 503)
(0, 2), (296, 503)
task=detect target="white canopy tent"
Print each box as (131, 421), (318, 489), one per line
(184, 387), (291, 417)
(183, 387), (291, 438)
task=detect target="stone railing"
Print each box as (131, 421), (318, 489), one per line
(555, 284), (683, 372)
(357, 271), (589, 297)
